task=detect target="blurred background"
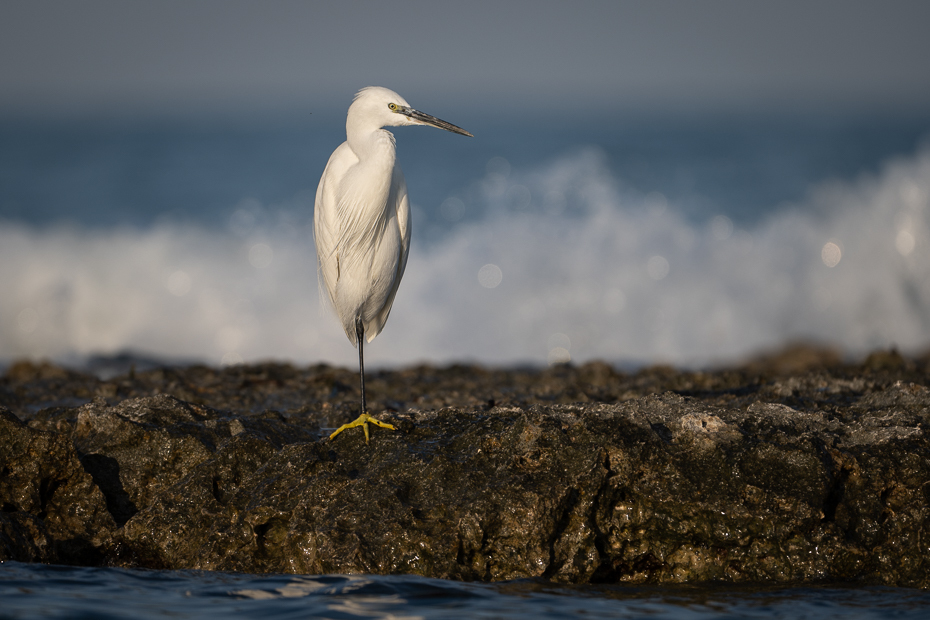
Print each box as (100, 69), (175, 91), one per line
(2, 0), (930, 370)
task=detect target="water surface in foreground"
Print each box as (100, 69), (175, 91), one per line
(2, 562), (930, 619)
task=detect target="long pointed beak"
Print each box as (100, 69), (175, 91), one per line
(402, 107), (473, 137)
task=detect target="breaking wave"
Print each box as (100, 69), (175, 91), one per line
(3, 146), (929, 368)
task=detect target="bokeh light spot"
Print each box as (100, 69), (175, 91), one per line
(900, 181), (927, 209)
(221, 351), (243, 366)
(17, 307), (39, 334)
(644, 192), (668, 217)
(486, 156), (511, 179)
(249, 243), (273, 269)
(440, 197), (465, 222)
(478, 264), (503, 289)
(647, 255), (670, 281)
(821, 241), (842, 267)
(547, 347), (571, 366)
(896, 230), (916, 256)
(229, 207), (257, 237)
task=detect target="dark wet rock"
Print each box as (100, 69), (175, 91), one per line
(2, 348), (930, 587)
(70, 395), (315, 529)
(1, 406), (115, 563)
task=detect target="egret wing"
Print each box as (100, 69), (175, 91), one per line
(367, 163), (411, 341)
(313, 142), (358, 330)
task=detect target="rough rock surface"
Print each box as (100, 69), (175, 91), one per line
(2, 346), (930, 588)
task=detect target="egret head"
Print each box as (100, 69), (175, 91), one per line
(348, 86), (473, 137)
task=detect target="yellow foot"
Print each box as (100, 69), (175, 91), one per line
(329, 413), (396, 443)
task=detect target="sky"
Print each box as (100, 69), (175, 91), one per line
(2, 0), (930, 121)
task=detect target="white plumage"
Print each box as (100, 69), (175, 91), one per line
(314, 86), (471, 442)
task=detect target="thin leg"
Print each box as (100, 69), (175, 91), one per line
(329, 315), (396, 443)
(357, 315), (366, 416)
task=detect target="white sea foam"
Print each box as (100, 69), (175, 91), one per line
(2, 146), (929, 368)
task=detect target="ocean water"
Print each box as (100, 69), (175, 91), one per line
(1, 114), (929, 369)
(3, 562), (930, 620)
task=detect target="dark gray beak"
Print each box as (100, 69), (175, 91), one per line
(402, 107), (473, 137)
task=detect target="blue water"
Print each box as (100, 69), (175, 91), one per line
(2, 114), (928, 232)
(2, 562), (929, 620)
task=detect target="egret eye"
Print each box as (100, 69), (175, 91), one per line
(388, 103), (398, 111)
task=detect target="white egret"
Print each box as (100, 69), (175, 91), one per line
(315, 86), (472, 442)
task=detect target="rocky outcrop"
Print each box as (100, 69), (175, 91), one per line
(2, 350), (929, 587)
